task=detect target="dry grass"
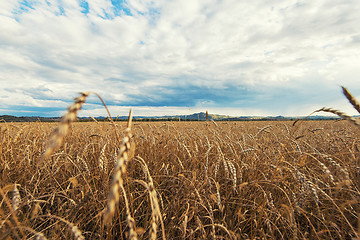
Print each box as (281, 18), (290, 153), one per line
(1, 88), (360, 239)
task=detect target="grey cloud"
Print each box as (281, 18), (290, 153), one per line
(20, 86), (60, 100)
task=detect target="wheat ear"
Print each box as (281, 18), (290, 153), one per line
(98, 143), (107, 172)
(42, 92), (90, 160)
(48, 215), (85, 240)
(315, 107), (360, 126)
(42, 92), (121, 162)
(300, 86), (360, 127)
(104, 110), (136, 227)
(136, 156), (166, 240)
(342, 86), (360, 114)
(12, 184), (21, 212)
(0, 186), (24, 238)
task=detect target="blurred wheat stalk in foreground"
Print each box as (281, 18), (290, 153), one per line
(316, 86), (360, 126)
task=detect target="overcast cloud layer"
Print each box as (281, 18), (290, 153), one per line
(1, 0), (360, 117)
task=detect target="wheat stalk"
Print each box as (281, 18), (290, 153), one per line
(136, 156), (166, 240)
(90, 116), (99, 123)
(103, 110), (138, 240)
(42, 92), (90, 160)
(195, 215), (206, 238)
(121, 184), (138, 240)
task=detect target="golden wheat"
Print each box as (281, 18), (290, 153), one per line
(2, 88), (360, 239)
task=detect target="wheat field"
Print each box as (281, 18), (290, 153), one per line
(1, 115), (360, 239)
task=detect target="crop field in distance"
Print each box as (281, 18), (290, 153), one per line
(1, 116), (360, 239)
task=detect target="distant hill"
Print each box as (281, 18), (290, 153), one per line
(0, 115), (60, 122)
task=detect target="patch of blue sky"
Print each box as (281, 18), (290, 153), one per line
(97, 9), (113, 19)
(111, 0), (132, 16)
(79, 0), (89, 14)
(77, 0), (158, 19)
(148, 7), (160, 16)
(109, 0), (160, 18)
(12, 0), (36, 15)
(1, 105), (65, 116)
(56, 6), (66, 16)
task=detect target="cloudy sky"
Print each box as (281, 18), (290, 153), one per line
(1, 0), (360, 117)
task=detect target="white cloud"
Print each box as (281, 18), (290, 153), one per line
(1, 0), (360, 116)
